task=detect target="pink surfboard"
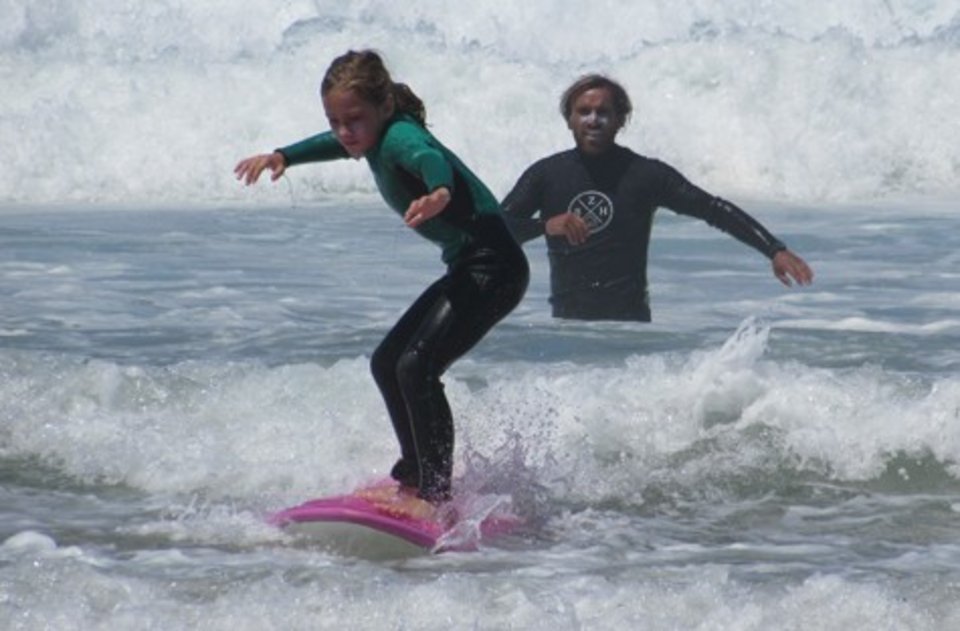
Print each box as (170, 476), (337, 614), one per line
(268, 479), (521, 556)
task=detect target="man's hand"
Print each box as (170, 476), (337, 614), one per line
(545, 212), (590, 245)
(772, 249), (814, 286)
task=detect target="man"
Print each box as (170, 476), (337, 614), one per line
(501, 74), (813, 321)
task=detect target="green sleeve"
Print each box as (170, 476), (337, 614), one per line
(405, 147), (455, 193)
(385, 121), (456, 194)
(276, 132), (348, 166)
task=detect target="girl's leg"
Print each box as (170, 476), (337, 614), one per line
(373, 217), (529, 502)
(370, 276), (452, 488)
(393, 249), (529, 501)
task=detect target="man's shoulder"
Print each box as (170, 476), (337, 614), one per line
(530, 148), (578, 169)
(616, 148), (679, 178)
(612, 145), (655, 164)
(521, 145), (672, 180)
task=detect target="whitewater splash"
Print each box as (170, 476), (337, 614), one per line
(2, 319), (957, 506)
(2, 1), (958, 205)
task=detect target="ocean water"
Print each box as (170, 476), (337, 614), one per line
(2, 2), (960, 630)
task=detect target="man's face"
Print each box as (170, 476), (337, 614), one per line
(567, 87), (622, 155)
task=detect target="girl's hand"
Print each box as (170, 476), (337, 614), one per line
(404, 187), (451, 228)
(234, 152), (286, 185)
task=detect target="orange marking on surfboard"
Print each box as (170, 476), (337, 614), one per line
(356, 484), (437, 521)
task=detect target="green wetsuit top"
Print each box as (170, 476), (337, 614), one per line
(278, 113), (501, 264)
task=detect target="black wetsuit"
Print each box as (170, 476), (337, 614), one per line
(279, 115), (528, 501)
(370, 216), (527, 501)
(502, 145), (786, 321)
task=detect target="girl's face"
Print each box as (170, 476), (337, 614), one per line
(322, 88), (394, 158)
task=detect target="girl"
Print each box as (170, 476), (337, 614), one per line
(235, 50), (529, 504)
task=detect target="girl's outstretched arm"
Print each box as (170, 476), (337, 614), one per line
(404, 187), (451, 228)
(234, 152), (287, 185)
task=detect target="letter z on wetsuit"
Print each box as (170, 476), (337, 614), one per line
(278, 114), (529, 501)
(501, 145), (784, 321)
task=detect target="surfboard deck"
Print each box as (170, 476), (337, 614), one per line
(268, 479), (521, 557)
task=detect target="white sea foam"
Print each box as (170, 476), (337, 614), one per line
(1, 1), (958, 205)
(1, 18), (958, 621)
(0, 548), (953, 631)
(2, 320), (956, 511)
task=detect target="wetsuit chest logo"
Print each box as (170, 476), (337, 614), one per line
(567, 190), (614, 234)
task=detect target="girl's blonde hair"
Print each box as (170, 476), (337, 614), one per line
(321, 50), (427, 126)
